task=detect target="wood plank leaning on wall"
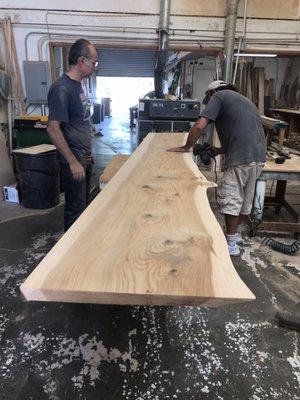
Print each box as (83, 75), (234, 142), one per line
(0, 138), (15, 201)
(21, 133), (255, 307)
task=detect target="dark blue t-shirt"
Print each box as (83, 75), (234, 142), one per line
(200, 90), (266, 169)
(47, 73), (92, 166)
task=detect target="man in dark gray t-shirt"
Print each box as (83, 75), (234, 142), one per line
(168, 80), (266, 256)
(47, 39), (98, 231)
(201, 89), (266, 170)
(48, 73), (92, 167)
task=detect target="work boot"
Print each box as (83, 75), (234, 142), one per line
(276, 302), (300, 331)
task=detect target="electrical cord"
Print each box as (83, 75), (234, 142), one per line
(212, 157), (218, 204)
(269, 180), (275, 196)
(212, 157), (218, 184)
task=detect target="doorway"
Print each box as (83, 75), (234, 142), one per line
(96, 76), (154, 115)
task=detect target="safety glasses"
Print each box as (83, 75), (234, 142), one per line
(82, 56), (99, 68)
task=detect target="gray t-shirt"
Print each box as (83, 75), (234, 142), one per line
(48, 73), (92, 166)
(200, 90), (266, 169)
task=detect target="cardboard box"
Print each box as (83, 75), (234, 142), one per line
(3, 184), (19, 203)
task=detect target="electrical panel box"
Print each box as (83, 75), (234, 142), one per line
(23, 61), (52, 104)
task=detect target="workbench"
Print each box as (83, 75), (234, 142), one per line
(269, 108), (300, 149)
(260, 115), (289, 150)
(253, 155), (300, 233)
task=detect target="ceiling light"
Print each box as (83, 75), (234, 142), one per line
(234, 53), (277, 57)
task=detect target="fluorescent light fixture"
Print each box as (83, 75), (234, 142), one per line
(234, 53), (277, 57)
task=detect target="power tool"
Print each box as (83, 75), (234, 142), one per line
(193, 142), (216, 165)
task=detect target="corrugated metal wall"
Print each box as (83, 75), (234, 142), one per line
(97, 49), (157, 77)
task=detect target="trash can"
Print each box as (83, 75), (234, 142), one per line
(101, 97), (111, 117)
(14, 150), (60, 209)
(92, 103), (102, 124)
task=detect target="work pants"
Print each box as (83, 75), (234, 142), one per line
(60, 162), (92, 232)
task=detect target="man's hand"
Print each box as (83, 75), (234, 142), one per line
(69, 160), (85, 181)
(167, 117), (210, 153)
(47, 121), (86, 180)
(167, 146), (191, 153)
(209, 146), (224, 155)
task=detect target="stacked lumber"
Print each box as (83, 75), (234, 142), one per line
(20, 133), (255, 306)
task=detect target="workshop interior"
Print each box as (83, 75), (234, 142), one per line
(0, 1), (299, 399)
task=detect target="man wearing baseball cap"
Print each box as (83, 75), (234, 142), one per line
(168, 80), (266, 256)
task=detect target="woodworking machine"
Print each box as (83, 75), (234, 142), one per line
(137, 98), (201, 144)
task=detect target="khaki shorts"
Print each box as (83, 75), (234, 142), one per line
(217, 162), (264, 216)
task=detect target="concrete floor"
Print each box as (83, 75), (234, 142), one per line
(0, 113), (299, 399)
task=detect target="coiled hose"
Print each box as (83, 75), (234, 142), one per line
(261, 235), (300, 254)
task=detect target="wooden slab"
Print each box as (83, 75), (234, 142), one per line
(12, 144), (56, 155)
(0, 139), (15, 201)
(100, 154), (130, 184)
(258, 67), (265, 115)
(20, 133), (255, 306)
(260, 116), (288, 130)
(263, 154), (300, 173)
(270, 108), (300, 115)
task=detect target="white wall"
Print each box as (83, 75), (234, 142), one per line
(289, 58), (300, 83)
(188, 56), (297, 108)
(253, 58), (290, 99)
(183, 57), (216, 99)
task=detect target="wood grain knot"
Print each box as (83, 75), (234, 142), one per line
(139, 212), (167, 226)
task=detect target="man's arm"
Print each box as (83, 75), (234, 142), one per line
(167, 117), (210, 152)
(47, 120), (85, 181)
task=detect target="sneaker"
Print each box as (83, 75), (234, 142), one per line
(233, 232), (243, 243)
(226, 232), (243, 243)
(228, 243), (240, 256)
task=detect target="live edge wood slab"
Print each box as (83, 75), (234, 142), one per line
(20, 133), (255, 306)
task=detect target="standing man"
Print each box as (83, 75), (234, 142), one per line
(168, 80), (266, 256)
(47, 39), (98, 231)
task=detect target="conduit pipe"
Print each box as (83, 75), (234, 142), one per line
(154, 0), (171, 98)
(233, 0), (248, 84)
(224, 0), (240, 82)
